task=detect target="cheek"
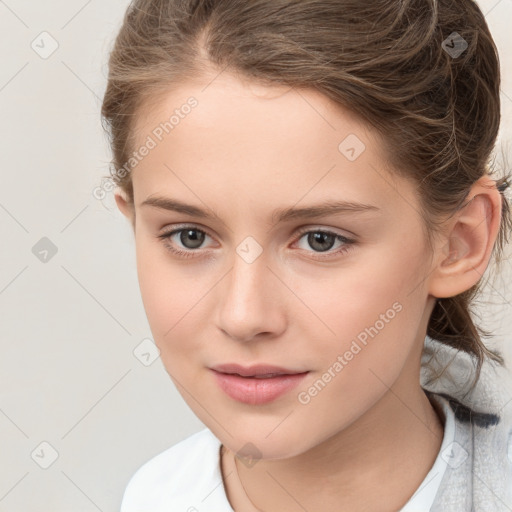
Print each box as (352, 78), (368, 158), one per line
(288, 252), (428, 441)
(135, 237), (205, 348)
(299, 242), (428, 370)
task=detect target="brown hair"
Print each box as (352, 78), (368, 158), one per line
(101, 0), (511, 380)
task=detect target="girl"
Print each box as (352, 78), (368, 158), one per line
(101, 0), (512, 510)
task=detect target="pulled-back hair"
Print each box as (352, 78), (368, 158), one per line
(101, 0), (511, 380)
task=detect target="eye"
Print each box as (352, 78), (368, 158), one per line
(293, 227), (355, 259)
(157, 225), (214, 259)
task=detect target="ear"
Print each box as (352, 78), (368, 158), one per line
(428, 175), (503, 299)
(114, 188), (136, 230)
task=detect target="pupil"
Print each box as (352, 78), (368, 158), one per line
(181, 229), (204, 249)
(308, 232), (335, 252)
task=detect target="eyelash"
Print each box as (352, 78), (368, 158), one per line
(156, 224), (356, 261)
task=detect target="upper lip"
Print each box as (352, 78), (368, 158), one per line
(210, 363), (308, 377)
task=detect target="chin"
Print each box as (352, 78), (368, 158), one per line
(221, 428), (313, 462)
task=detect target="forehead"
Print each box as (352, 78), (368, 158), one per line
(133, 71), (378, 151)
(130, 72), (417, 219)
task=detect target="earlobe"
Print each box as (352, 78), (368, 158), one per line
(428, 176), (502, 299)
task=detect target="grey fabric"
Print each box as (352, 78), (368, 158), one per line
(421, 336), (512, 511)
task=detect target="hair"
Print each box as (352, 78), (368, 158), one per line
(101, 0), (511, 382)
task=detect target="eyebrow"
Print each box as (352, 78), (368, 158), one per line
(140, 196), (381, 223)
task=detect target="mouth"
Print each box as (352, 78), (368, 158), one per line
(210, 362), (308, 378)
(210, 364), (310, 405)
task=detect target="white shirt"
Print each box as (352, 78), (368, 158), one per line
(120, 395), (455, 511)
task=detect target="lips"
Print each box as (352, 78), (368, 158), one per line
(210, 362), (307, 378)
(209, 363), (310, 404)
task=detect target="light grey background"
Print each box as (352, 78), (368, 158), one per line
(0, 0), (511, 510)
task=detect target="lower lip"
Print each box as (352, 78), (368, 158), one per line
(211, 370), (309, 405)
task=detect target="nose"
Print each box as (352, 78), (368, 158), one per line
(215, 251), (287, 343)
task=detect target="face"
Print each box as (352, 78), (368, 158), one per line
(119, 71), (437, 459)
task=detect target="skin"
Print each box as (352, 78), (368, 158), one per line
(115, 69), (502, 511)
